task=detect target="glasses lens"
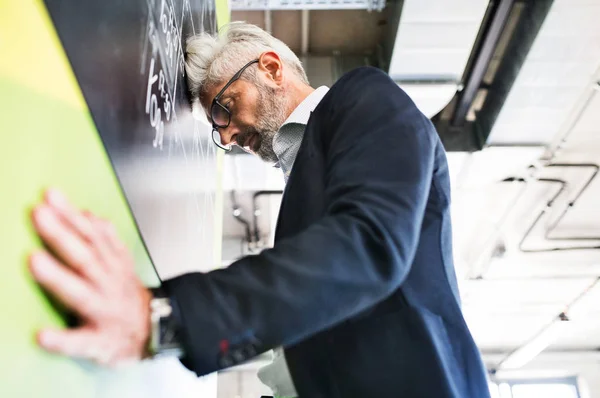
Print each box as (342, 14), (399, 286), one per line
(211, 102), (229, 127)
(212, 128), (231, 151)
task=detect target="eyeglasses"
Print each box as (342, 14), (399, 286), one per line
(210, 59), (259, 151)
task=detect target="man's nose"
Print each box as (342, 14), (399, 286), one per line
(217, 125), (239, 146)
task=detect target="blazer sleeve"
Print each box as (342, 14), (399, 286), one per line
(162, 67), (437, 376)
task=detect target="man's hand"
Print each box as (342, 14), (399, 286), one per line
(29, 189), (152, 366)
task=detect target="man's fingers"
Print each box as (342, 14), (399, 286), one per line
(44, 189), (96, 244)
(31, 205), (108, 285)
(45, 189), (118, 272)
(37, 328), (112, 364)
(83, 212), (132, 272)
(29, 251), (101, 320)
(102, 220), (129, 257)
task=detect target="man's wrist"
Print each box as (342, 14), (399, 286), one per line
(147, 287), (184, 358)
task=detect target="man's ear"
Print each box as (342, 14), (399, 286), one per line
(258, 51), (284, 86)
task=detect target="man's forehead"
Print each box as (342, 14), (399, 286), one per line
(199, 82), (225, 106)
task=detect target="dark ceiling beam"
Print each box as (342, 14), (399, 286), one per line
(475, 0), (554, 145)
(436, 120), (482, 152)
(451, 0), (515, 127)
(435, 0), (554, 152)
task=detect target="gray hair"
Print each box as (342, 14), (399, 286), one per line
(185, 22), (309, 103)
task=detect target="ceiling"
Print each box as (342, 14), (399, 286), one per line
(222, 0), (600, 371)
(231, 9), (386, 56)
(487, 0), (600, 145)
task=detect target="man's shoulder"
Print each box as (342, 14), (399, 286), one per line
(330, 66), (395, 95)
(314, 66), (414, 118)
(321, 66), (408, 110)
(339, 66), (390, 82)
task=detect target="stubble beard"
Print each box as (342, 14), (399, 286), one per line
(246, 82), (289, 164)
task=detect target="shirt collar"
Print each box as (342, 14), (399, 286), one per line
(280, 86), (330, 127)
(271, 86), (329, 173)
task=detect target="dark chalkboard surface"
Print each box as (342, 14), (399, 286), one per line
(45, 0), (222, 279)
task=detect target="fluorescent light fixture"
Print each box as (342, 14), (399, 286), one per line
(498, 314), (569, 370)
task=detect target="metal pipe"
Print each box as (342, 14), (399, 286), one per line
(494, 276), (600, 371)
(543, 163), (600, 241)
(518, 178), (567, 253)
(543, 80), (600, 161)
(468, 176), (530, 279)
(495, 312), (570, 370)
(252, 190), (284, 245)
(301, 10), (309, 56)
(485, 350), (600, 363)
(472, 162), (600, 277)
(264, 10), (272, 34)
(230, 156), (253, 245)
(518, 175), (600, 253)
(230, 190), (253, 245)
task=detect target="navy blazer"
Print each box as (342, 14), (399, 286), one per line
(164, 67), (491, 398)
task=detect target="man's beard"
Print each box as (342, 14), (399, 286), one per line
(238, 81), (288, 163)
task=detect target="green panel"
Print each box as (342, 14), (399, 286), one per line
(0, 68), (162, 397)
(0, 43), (160, 398)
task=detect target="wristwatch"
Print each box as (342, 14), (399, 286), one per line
(148, 289), (184, 358)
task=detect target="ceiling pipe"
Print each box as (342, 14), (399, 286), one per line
(543, 164), (600, 241)
(494, 276), (600, 371)
(469, 162), (600, 278)
(301, 9), (309, 56)
(543, 79), (600, 161)
(467, 174), (532, 279)
(519, 169), (600, 253)
(252, 190), (283, 247)
(264, 9), (272, 34)
(485, 350), (600, 364)
(230, 154), (254, 248)
(230, 190), (253, 246)
(494, 312), (570, 371)
(230, 0), (384, 11)
(518, 178), (567, 253)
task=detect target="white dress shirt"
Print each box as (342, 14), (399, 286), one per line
(256, 86), (329, 397)
(272, 86), (330, 182)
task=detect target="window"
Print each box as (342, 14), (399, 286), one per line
(489, 377), (581, 398)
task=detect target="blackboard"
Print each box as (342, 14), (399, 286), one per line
(45, 0), (222, 279)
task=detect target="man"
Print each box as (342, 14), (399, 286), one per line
(29, 22), (491, 398)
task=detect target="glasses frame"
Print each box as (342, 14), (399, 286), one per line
(210, 59), (259, 151)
